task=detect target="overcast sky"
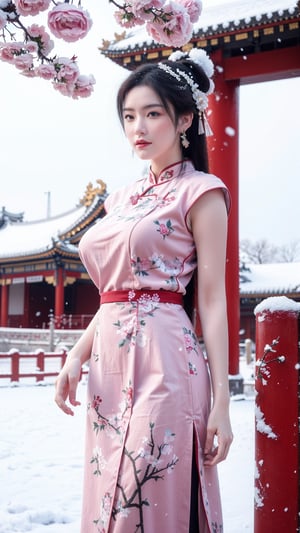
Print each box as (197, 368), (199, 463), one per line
(1, 0), (299, 246)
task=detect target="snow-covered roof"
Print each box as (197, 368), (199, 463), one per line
(0, 206), (86, 259)
(0, 188), (109, 261)
(105, 0), (298, 52)
(240, 262), (300, 296)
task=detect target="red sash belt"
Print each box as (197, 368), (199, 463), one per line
(100, 289), (183, 305)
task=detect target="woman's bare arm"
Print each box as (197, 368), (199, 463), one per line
(55, 308), (100, 416)
(190, 189), (233, 465)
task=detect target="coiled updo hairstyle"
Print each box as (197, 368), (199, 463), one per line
(117, 56), (211, 174)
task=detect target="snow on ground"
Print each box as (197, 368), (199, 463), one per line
(0, 377), (255, 532)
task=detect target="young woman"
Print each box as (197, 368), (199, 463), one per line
(55, 49), (233, 533)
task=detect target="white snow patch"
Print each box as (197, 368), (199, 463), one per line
(254, 296), (300, 315)
(255, 405), (277, 439)
(254, 486), (264, 508)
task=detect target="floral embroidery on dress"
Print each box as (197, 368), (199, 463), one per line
(93, 491), (113, 530)
(156, 193), (176, 208)
(89, 383), (132, 444)
(130, 256), (153, 276)
(131, 255), (183, 287)
(211, 522), (223, 533)
(92, 351), (100, 362)
(113, 296), (160, 350)
(130, 193), (140, 205)
(188, 362), (198, 375)
(153, 219), (174, 239)
(160, 169), (174, 181)
(90, 446), (108, 476)
(110, 422), (179, 532)
(183, 327), (199, 354)
(105, 196), (156, 224)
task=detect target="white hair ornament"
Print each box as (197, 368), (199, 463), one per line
(159, 47), (214, 136)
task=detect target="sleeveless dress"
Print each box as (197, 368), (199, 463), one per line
(78, 160), (230, 533)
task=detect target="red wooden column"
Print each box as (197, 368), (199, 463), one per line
(208, 48), (240, 376)
(0, 281), (9, 327)
(254, 296), (300, 532)
(23, 281), (30, 328)
(54, 266), (65, 328)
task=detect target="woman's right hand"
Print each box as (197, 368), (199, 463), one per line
(55, 357), (82, 416)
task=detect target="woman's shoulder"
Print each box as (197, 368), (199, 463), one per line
(182, 163), (226, 188)
(179, 163), (231, 212)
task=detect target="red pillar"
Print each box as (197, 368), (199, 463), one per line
(23, 281), (30, 328)
(208, 48), (240, 375)
(0, 281), (9, 327)
(254, 296), (299, 532)
(55, 266), (65, 328)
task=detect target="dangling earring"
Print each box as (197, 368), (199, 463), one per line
(180, 131), (190, 149)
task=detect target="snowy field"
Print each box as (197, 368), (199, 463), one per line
(0, 377), (255, 533)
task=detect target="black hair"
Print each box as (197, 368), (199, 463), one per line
(117, 57), (211, 173)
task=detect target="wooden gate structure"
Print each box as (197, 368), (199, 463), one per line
(100, 0), (300, 375)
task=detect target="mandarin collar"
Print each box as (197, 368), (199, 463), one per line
(148, 160), (192, 185)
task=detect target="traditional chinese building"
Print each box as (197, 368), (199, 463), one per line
(1, 181), (299, 350)
(100, 0), (300, 374)
(239, 261), (300, 340)
(0, 180), (107, 329)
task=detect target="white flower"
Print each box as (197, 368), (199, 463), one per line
(188, 48), (214, 78)
(168, 50), (185, 62)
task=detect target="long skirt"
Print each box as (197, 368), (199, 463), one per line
(80, 300), (223, 532)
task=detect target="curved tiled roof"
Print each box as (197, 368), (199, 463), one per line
(240, 262), (300, 296)
(0, 194), (106, 261)
(102, 0), (298, 59)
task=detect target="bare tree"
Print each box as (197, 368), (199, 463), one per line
(240, 239), (300, 264)
(240, 239), (279, 264)
(277, 240), (300, 262)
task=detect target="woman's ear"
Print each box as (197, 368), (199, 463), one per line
(178, 112), (193, 132)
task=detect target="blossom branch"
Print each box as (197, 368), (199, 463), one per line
(0, 0), (203, 97)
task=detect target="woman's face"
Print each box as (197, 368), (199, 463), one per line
(122, 85), (184, 175)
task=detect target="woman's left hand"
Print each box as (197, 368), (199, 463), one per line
(203, 405), (233, 466)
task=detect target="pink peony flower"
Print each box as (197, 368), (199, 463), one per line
(114, 9), (144, 28)
(53, 80), (75, 97)
(0, 42), (23, 63)
(36, 63), (56, 80)
(15, 0), (51, 17)
(0, 9), (7, 30)
(177, 0), (202, 23)
(159, 223), (169, 236)
(27, 24), (54, 55)
(72, 74), (96, 99)
(54, 57), (79, 84)
(131, 0), (164, 21)
(14, 53), (34, 70)
(146, 2), (193, 47)
(20, 68), (37, 77)
(48, 3), (92, 43)
(25, 40), (38, 54)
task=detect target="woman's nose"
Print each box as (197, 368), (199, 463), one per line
(135, 116), (146, 135)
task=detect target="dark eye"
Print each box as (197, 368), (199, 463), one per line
(123, 113), (134, 121)
(148, 111), (160, 117)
